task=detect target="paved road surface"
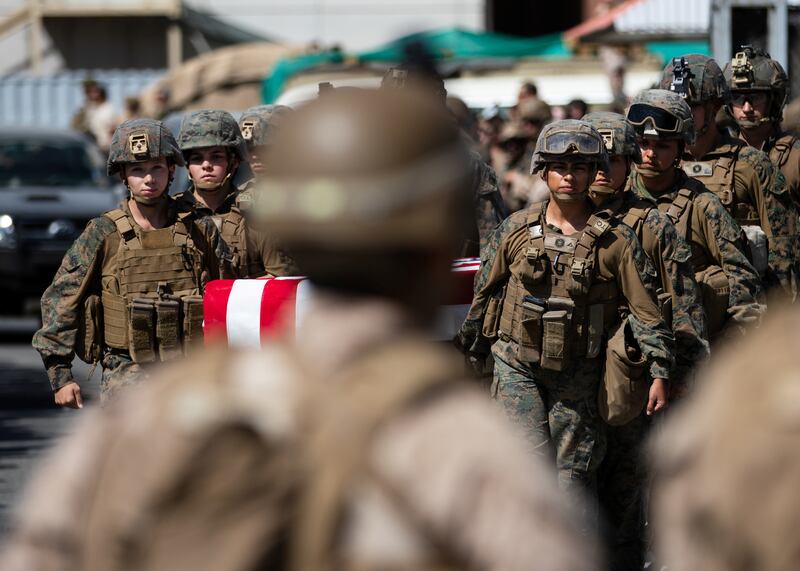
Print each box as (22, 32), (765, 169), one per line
(0, 317), (100, 538)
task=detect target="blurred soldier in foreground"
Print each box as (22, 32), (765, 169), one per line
(650, 306), (800, 571)
(32, 119), (228, 407)
(661, 54), (799, 301)
(723, 46), (800, 209)
(176, 109), (287, 277)
(2, 89), (598, 571)
(627, 90), (763, 341)
(382, 65), (508, 257)
(583, 111), (708, 569)
(456, 119), (674, 523)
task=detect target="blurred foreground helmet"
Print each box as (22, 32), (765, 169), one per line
(530, 119), (610, 174)
(723, 45), (790, 126)
(660, 54), (730, 106)
(627, 89), (695, 144)
(178, 109), (248, 161)
(582, 111), (642, 163)
(107, 118), (184, 176)
(255, 89), (470, 291)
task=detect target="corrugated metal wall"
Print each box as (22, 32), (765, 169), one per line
(0, 70), (165, 129)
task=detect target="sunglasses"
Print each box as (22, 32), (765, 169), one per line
(730, 92), (769, 107)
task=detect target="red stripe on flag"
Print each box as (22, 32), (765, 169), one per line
(260, 278), (304, 342)
(203, 279), (235, 346)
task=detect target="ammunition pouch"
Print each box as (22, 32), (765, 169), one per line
(102, 291), (129, 350)
(129, 298), (157, 363)
(598, 320), (648, 426)
(481, 286), (506, 341)
(75, 294), (103, 364)
(182, 295), (205, 352)
(741, 224), (768, 277)
(156, 298), (182, 362)
(517, 297), (545, 364)
(696, 265), (730, 339)
(540, 298), (574, 371)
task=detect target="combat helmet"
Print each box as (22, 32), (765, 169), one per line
(627, 89), (695, 144)
(107, 118), (184, 176)
(255, 89), (470, 297)
(723, 45), (790, 126)
(659, 54), (730, 106)
(582, 111), (642, 162)
(239, 105), (292, 148)
(178, 109), (248, 161)
(530, 119), (610, 174)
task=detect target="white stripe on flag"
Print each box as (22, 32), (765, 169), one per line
(226, 280), (267, 348)
(294, 279), (315, 335)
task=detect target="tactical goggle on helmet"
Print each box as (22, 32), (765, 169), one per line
(531, 120), (609, 174)
(626, 92), (695, 144)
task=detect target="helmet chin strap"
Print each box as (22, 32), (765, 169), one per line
(552, 190), (589, 203)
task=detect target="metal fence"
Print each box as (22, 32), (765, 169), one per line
(0, 69), (165, 129)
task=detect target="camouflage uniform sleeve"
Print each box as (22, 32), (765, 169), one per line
(193, 217), (235, 281)
(455, 213), (524, 355)
(32, 217), (116, 391)
(614, 224), (675, 380)
(736, 146), (799, 299)
(644, 210), (709, 385)
(697, 193), (765, 331)
(473, 157), (509, 253)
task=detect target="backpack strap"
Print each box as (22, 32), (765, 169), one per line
(771, 135), (797, 168)
(293, 340), (462, 571)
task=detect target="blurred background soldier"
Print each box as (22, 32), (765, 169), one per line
(627, 89), (763, 342)
(650, 306), (800, 571)
(236, 104), (298, 276)
(70, 79), (116, 154)
(661, 54), (799, 302)
(497, 98), (552, 212)
(176, 109), (284, 277)
(381, 63), (508, 257)
(723, 46), (800, 210)
(2, 88), (598, 571)
(32, 119), (229, 408)
(583, 111), (708, 569)
(457, 119), (674, 525)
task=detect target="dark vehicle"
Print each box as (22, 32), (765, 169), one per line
(0, 129), (119, 312)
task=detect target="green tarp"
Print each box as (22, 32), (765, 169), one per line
(262, 27), (570, 103)
(645, 40), (712, 65)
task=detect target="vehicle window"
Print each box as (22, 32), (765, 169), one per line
(0, 139), (98, 187)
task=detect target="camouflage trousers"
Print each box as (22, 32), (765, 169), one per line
(100, 351), (151, 404)
(491, 339), (606, 516)
(598, 413), (650, 571)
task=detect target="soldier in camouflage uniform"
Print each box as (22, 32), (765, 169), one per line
(381, 65), (508, 257)
(723, 46), (800, 210)
(660, 54), (799, 301)
(175, 109), (289, 277)
(627, 89), (764, 341)
(2, 89), (598, 571)
(32, 119), (230, 407)
(456, 119), (674, 522)
(583, 111), (709, 570)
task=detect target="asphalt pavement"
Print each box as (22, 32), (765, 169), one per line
(0, 317), (100, 538)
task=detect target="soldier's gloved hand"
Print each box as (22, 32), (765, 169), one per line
(646, 378), (669, 416)
(54, 382), (83, 409)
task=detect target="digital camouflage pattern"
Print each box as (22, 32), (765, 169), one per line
(458, 203), (674, 518)
(659, 54), (730, 105)
(595, 191), (709, 388)
(581, 111), (642, 162)
(32, 199), (230, 397)
(178, 109), (248, 160)
(630, 169), (764, 334)
(765, 133), (800, 208)
(466, 151), (509, 257)
(683, 133), (800, 300)
(106, 118), (184, 175)
(629, 89), (695, 143)
(722, 46), (789, 125)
